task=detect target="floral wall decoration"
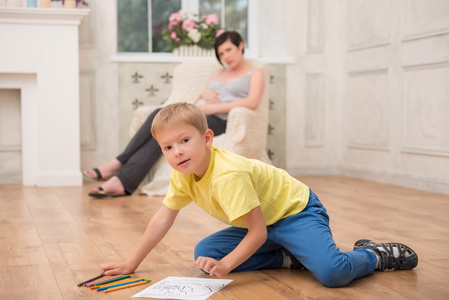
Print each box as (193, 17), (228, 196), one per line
(162, 10), (225, 50)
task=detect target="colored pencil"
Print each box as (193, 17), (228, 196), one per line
(97, 279), (144, 292)
(89, 275), (130, 287)
(86, 275), (122, 286)
(104, 280), (151, 293)
(85, 274), (124, 287)
(90, 278), (144, 290)
(77, 274), (104, 287)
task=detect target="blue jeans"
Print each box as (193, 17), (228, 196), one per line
(194, 189), (377, 287)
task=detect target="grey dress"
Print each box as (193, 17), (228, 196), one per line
(196, 68), (253, 120)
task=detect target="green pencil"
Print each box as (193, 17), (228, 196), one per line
(93, 275), (131, 286)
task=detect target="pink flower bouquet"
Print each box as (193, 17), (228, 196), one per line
(162, 10), (223, 50)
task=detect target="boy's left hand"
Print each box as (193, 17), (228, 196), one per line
(194, 256), (230, 277)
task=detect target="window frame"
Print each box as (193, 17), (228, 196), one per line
(124, 0), (259, 57)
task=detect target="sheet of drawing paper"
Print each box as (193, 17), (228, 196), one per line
(132, 276), (233, 300)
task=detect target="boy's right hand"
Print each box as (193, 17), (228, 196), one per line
(100, 261), (136, 276)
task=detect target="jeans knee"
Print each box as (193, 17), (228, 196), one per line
(313, 266), (352, 288)
(194, 238), (215, 260)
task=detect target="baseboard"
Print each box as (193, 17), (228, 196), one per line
(286, 162), (449, 195)
(36, 170), (82, 187)
(0, 174), (21, 184)
(341, 164), (449, 196)
(286, 163), (340, 176)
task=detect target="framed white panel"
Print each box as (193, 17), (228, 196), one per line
(402, 0), (449, 40)
(305, 73), (325, 147)
(348, 0), (391, 50)
(80, 71), (96, 150)
(347, 45), (389, 73)
(0, 89), (22, 183)
(347, 69), (390, 150)
(402, 63), (449, 156)
(0, 89), (21, 150)
(307, 0), (324, 52)
(79, 0), (95, 48)
(402, 33), (449, 67)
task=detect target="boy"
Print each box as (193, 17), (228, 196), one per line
(100, 102), (417, 287)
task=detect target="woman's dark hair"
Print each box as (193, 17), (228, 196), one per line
(214, 31), (244, 65)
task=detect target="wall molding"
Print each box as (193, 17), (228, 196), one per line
(347, 42), (391, 53)
(401, 147), (449, 158)
(348, 67), (389, 76)
(402, 28), (449, 43)
(346, 143), (390, 152)
(402, 60), (449, 71)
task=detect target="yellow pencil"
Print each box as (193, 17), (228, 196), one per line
(104, 279), (151, 293)
(90, 278), (144, 290)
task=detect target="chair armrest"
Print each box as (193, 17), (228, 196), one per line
(223, 107), (267, 158)
(129, 105), (162, 138)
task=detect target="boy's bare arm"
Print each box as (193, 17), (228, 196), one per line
(194, 206), (267, 277)
(100, 204), (179, 275)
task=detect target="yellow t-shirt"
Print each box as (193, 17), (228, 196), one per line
(163, 147), (309, 228)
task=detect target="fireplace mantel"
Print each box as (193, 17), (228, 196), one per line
(0, 7), (89, 186)
(0, 7), (89, 24)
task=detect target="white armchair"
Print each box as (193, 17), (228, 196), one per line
(129, 59), (271, 196)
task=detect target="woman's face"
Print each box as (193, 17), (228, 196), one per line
(217, 39), (244, 68)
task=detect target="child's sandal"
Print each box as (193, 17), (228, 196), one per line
(354, 239), (418, 271)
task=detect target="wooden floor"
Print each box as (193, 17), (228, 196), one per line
(1, 176), (448, 299)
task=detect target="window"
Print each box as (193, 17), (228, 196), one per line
(117, 0), (258, 56)
(199, 0), (248, 46)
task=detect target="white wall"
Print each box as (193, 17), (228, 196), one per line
(285, 0), (449, 195)
(258, 0), (288, 58)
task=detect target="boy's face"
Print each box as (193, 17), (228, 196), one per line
(156, 122), (213, 179)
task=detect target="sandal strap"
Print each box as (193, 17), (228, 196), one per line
(93, 168), (102, 179)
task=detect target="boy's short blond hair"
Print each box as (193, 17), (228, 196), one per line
(151, 102), (209, 140)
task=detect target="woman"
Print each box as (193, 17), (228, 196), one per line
(85, 31), (265, 198)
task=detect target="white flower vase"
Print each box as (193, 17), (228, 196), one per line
(173, 45), (214, 58)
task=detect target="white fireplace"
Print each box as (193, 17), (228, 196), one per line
(0, 7), (89, 186)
